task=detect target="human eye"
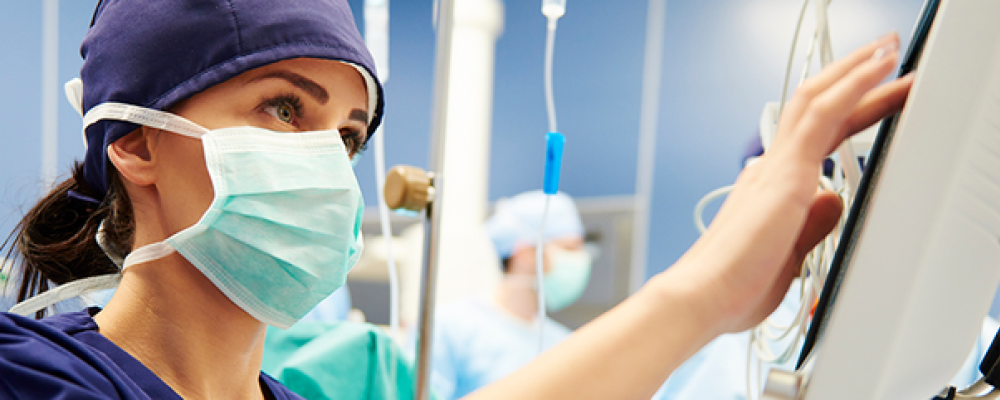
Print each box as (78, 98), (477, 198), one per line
(261, 94), (304, 125)
(339, 128), (367, 157)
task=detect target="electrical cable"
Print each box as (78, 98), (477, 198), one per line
(693, 185), (733, 234)
(364, 0), (397, 343)
(722, 3), (853, 395)
(777, 0), (812, 120)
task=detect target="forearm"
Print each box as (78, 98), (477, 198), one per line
(465, 33), (910, 400)
(466, 264), (722, 400)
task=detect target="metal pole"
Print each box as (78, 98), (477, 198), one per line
(414, 0), (457, 398)
(414, 189), (440, 400)
(630, 0), (667, 293)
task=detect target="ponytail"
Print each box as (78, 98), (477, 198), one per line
(1, 162), (134, 317)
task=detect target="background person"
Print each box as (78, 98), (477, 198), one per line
(429, 191), (591, 399)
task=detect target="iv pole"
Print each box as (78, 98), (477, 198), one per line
(412, 0), (456, 399)
(390, 1), (501, 397)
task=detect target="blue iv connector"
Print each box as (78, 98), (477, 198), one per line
(543, 132), (565, 195)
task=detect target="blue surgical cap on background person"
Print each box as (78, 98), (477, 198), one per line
(485, 191), (584, 259)
(76, 0), (384, 204)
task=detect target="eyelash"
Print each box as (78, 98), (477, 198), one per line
(262, 94), (304, 125)
(260, 93), (367, 156)
(340, 129), (368, 156)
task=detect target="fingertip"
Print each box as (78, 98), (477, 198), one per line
(878, 31), (901, 46)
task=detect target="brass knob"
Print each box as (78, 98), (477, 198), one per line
(384, 165), (433, 212)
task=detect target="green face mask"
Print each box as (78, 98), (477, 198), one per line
(542, 247), (593, 312)
(10, 103), (365, 327)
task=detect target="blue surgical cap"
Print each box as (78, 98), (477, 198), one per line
(485, 191), (584, 259)
(77, 0), (384, 204)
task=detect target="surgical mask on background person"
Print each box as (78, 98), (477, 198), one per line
(12, 102), (365, 329)
(542, 246), (592, 312)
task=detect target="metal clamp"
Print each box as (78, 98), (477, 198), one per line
(384, 166), (435, 212)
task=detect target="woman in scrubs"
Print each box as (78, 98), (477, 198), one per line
(0, 0), (912, 398)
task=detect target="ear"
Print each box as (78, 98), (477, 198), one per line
(107, 126), (158, 186)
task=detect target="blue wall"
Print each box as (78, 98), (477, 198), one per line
(0, 1), (925, 280)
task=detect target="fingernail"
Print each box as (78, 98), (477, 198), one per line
(872, 42), (898, 61)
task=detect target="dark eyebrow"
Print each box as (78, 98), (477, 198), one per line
(247, 70), (329, 105)
(349, 109), (368, 124)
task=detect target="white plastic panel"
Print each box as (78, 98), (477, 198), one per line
(801, 1), (1000, 398)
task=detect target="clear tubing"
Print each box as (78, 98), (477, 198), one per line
(544, 17), (559, 134)
(364, 0), (397, 343)
(373, 125), (400, 387)
(365, 0), (398, 386)
(373, 126), (399, 341)
(539, 0), (563, 355)
(535, 195), (552, 354)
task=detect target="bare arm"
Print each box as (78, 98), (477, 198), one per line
(468, 33), (913, 400)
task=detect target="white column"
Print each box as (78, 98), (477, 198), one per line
(41, 0), (59, 192)
(434, 0), (504, 306)
(631, 0), (666, 293)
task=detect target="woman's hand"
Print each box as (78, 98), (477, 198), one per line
(667, 33), (914, 335)
(470, 33), (916, 400)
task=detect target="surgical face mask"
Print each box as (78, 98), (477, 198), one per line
(542, 246), (592, 312)
(14, 103), (365, 329)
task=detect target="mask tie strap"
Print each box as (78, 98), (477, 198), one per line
(8, 241), (177, 317)
(122, 241), (176, 270)
(64, 78), (84, 117)
(96, 220), (125, 268)
(8, 274), (121, 317)
(82, 102), (209, 139)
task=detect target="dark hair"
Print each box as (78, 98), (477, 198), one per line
(1, 162), (134, 318)
(501, 257), (511, 274)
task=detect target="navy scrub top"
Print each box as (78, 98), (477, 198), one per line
(0, 307), (303, 399)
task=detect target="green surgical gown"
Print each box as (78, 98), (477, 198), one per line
(263, 321), (430, 400)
